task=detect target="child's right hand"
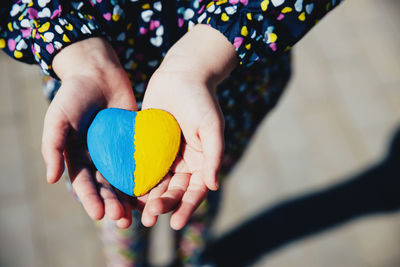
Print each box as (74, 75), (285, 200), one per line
(42, 38), (138, 228)
(138, 25), (238, 230)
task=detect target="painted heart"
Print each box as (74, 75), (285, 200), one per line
(183, 8), (194, 20)
(113, 5), (123, 16)
(54, 25), (64, 34)
(12, 21), (20, 31)
(46, 43), (54, 53)
(149, 20), (161, 31)
(38, 7), (51, 18)
(214, 7), (222, 14)
(43, 32), (54, 42)
(153, 1), (162, 11)
(103, 12), (112, 21)
(156, 25), (164, 36)
(225, 6), (237, 15)
(141, 10), (154, 23)
(116, 32), (126, 41)
(20, 19), (31, 28)
(150, 36), (163, 47)
(80, 25), (91, 34)
(294, 0), (304, 12)
(177, 7), (185, 15)
(305, 3), (314, 14)
(207, 4), (215, 13)
(271, 0), (285, 7)
(33, 43), (41, 53)
(87, 108), (181, 197)
(38, 0), (51, 8)
(10, 4), (20, 17)
(16, 39), (28, 50)
(71, 2), (84, 10)
(53, 41), (62, 49)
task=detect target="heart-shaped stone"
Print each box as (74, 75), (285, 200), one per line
(87, 108), (181, 196)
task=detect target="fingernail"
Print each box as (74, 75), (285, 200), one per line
(214, 180), (219, 190)
(46, 169), (51, 183)
(149, 206), (159, 216)
(142, 215), (153, 227)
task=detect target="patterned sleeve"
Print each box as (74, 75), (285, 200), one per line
(187, 0), (344, 67)
(0, 1), (104, 77)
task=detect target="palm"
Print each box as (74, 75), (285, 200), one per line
(140, 141), (210, 230)
(42, 71), (137, 228)
(139, 73), (224, 230)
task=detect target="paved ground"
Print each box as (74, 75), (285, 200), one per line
(1, 0), (400, 266)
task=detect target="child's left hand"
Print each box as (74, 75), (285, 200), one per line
(137, 25), (237, 230)
(42, 38), (138, 228)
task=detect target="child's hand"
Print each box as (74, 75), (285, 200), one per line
(42, 38), (137, 228)
(139, 68), (224, 230)
(139, 25), (237, 230)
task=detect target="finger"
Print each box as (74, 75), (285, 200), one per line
(106, 76), (138, 111)
(136, 194), (148, 213)
(170, 153), (191, 174)
(148, 173), (190, 216)
(68, 166), (105, 220)
(170, 171), (208, 230)
(116, 194), (133, 229)
(141, 175), (172, 227)
(65, 143), (104, 220)
(199, 118), (224, 191)
(41, 101), (69, 184)
(95, 171), (124, 220)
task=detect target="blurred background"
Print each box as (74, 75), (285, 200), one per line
(1, 0), (400, 266)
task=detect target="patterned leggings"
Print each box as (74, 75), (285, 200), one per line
(47, 52), (291, 266)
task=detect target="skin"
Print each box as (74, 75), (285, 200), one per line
(43, 24), (237, 230)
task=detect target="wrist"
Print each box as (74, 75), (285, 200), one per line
(53, 37), (122, 81)
(159, 24), (238, 87)
(52, 37), (134, 106)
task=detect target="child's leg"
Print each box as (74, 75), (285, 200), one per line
(174, 53), (292, 266)
(65, 181), (150, 267)
(96, 211), (150, 267)
(174, 189), (221, 266)
(66, 179), (151, 267)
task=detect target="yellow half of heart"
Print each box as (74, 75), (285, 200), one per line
(133, 109), (181, 196)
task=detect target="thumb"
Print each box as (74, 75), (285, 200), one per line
(41, 99), (70, 184)
(106, 74), (138, 111)
(200, 116), (225, 191)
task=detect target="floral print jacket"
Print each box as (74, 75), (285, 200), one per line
(0, 0), (343, 78)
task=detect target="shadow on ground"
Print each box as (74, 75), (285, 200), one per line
(203, 126), (400, 266)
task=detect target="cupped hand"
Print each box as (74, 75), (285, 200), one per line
(137, 25), (238, 230)
(41, 38), (137, 228)
(139, 70), (225, 230)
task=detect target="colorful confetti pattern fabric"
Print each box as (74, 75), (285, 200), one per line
(1, 0), (342, 76)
